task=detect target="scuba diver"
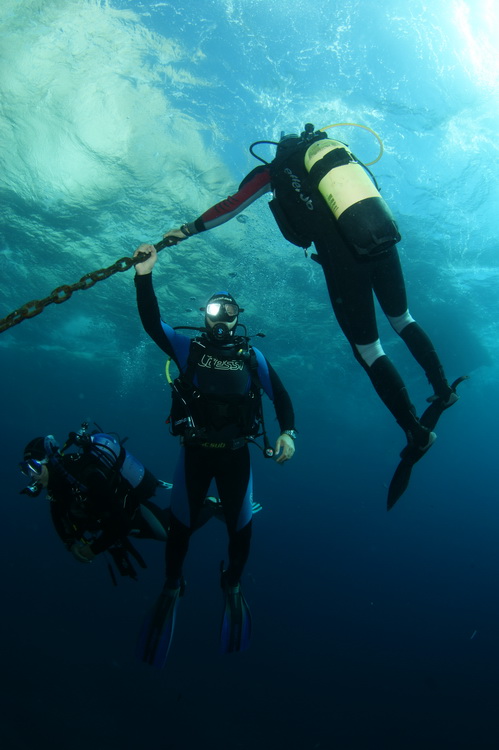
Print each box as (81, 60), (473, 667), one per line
(20, 425), (254, 584)
(161, 122), (465, 506)
(19, 426), (172, 582)
(133, 244), (296, 666)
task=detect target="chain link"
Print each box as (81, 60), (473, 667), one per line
(0, 237), (177, 334)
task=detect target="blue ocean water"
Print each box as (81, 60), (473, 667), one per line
(1, 1), (498, 748)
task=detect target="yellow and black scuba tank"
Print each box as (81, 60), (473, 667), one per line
(303, 135), (401, 258)
(262, 123), (401, 258)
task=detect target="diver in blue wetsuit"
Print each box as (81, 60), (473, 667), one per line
(133, 243), (296, 664)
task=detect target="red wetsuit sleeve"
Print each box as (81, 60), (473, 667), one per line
(193, 165), (271, 232)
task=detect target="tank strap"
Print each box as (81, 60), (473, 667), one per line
(89, 438), (126, 475)
(305, 146), (353, 191)
(181, 338), (205, 384)
(244, 347), (262, 394)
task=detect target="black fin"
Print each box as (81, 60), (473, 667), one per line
(387, 375), (468, 510)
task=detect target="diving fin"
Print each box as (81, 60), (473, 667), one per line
(137, 584), (182, 668)
(387, 457), (418, 511)
(387, 376), (468, 511)
(219, 564), (252, 654)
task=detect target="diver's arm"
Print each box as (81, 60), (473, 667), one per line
(254, 352), (295, 433)
(163, 165), (272, 241)
(49, 499), (96, 562)
(86, 485), (133, 556)
(267, 364), (295, 433)
(255, 355), (296, 463)
(268, 365), (296, 463)
(49, 502), (78, 550)
(133, 245), (189, 362)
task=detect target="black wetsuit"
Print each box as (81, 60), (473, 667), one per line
(135, 273), (295, 585)
(179, 140), (453, 442)
(47, 452), (165, 555)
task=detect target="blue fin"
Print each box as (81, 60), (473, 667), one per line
(137, 586), (180, 668)
(219, 572), (252, 654)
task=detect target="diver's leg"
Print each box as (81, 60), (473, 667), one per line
(214, 448), (253, 654)
(315, 238), (433, 446)
(392, 318), (456, 405)
(133, 499), (169, 541)
(166, 446), (212, 586)
(373, 248), (456, 405)
(367, 355), (435, 448)
(214, 446), (253, 586)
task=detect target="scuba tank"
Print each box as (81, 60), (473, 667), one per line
(303, 135), (401, 258)
(56, 424), (146, 492)
(88, 433), (145, 489)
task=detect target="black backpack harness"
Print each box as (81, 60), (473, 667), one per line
(168, 335), (274, 457)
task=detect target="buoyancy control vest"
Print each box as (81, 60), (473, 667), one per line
(168, 337), (264, 446)
(269, 133), (401, 258)
(269, 139), (319, 249)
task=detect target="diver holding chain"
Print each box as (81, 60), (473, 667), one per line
(133, 243), (296, 665)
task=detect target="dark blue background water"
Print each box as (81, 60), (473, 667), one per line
(1, 1), (499, 748)
(2, 321), (497, 749)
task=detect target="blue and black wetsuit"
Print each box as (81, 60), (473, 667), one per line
(135, 273), (295, 586)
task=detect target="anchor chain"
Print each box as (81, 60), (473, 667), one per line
(0, 236), (176, 334)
